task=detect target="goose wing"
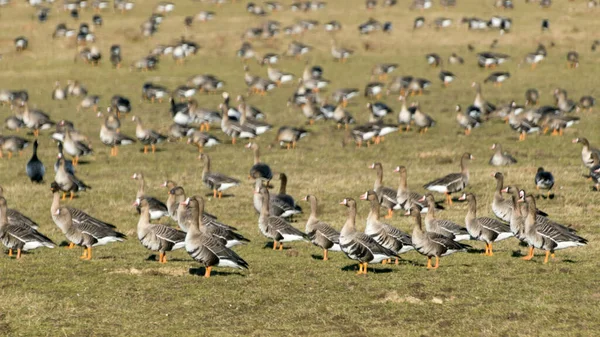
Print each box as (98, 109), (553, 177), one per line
(205, 172), (240, 186)
(4, 223), (55, 248)
(424, 173), (464, 191)
(7, 209), (39, 229)
(67, 207), (115, 228)
(154, 224), (186, 244)
(308, 221), (340, 244)
(191, 234), (249, 269)
(477, 217), (511, 234)
(268, 216), (307, 238)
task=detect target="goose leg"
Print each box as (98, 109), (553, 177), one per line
(382, 259), (387, 265)
(394, 258), (399, 265)
(204, 266), (212, 278)
(80, 248), (88, 259)
(445, 193), (453, 205)
(62, 192), (66, 200)
(384, 209), (393, 219)
(488, 243), (494, 256)
(543, 250), (550, 264)
(85, 247), (92, 260)
(356, 262), (363, 275)
(218, 191), (223, 199)
(152, 144), (156, 153)
(433, 256), (439, 269)
(522, 246), (534, 260)
(272, 241), (278, 250)
(363, 262), (368, 275)
(162, 253), (168, 264)
(482, 243), (489, 256)
(426, 256), (432, 269)
(323, 249), (328, 261)
(213, 189), (217, 198)
(278, 243), (283, 251)
(16, 249), (22, 259)
(143, 145), (148, 154)
(67, 242), (75, 249)
(74, 156), (79, 166)
(69, 191), (74, 200)
(8, 249), (12, 257)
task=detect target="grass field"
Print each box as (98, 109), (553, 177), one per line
(1, 0), (600, 336)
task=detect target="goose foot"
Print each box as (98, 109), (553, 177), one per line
(204, 266), (212, 278)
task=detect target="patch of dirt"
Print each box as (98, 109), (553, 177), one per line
(376, 291), (423, 304)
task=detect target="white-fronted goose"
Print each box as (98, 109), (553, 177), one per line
(448, 53), (464, 65)
(489, 143), (517, 166)
(238, 103), (272, 135)
(572, 137), (600, 168)
(369, 163), (397, 218)
(420, 194), (469, 241)
(0, 135), (29, 159)
(397, 96), (413, 132)
(136, 198), (185, 263)
(167, 186), (224, 232)
(246, 142), (272, 181)
(392, 166), (432, 213)
(423, 153), (473, 205)
(484, 72), (510, 87)
(188, 196), (249, 248)
(55, 156), (91, 200)
(183, 197), (248, 278)
(0, 186), (39, 230)
(275, 173), (302, 214)
(566, 51), (579, 69)
(367, 102), (392, 119)
(77, 95), (100, 112)
(258, 186), (307, 250)
(132, 116), (167, 154)
(330, 40), (353, 63)
(371, 63), (398, 81)
(426, 53), (442, 67)
(339, 198), (398, 275)
(408, 206), (469, 269)
(275, 126), (308, 149)
(303, 195), (340, 261)
(63, 128), (93, 165)
(265, 64), (294, 86)
(4, 116), (24, 131)
(142, 83), (169, 103)
(578, 96), (595, 112)
(472, 82), (496, 115)
(502, 186), (528, 251)
(439, 70), (456, 87)
(132, 172), (168, 219)
(364, 82), (384, 100)
(52, 81), (66, 100)
(459, 193), (513, 256)
(455, 105), (480, 136)
(521, 195), (586, 263)
(22, 104), (55, 137)
(198, 153), (240, 199)
(99, 114), (135, 156)
(331, 88), (359, 107)
(525, 88), (540, 106)
(412, 102), (435, 134)
(220, 103), (256, 145)
(110, 95), (131, 116)
(26, 140), (45, 183)
(535, 167), (554, 197)
(187, 131), (220, 152)
(0, 197), (54, 259)
(361, 191), (413, 263)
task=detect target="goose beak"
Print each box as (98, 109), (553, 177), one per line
(490, 144), (496, 149)
(160, 182), (167, 187)
(490, 172), (496, 177)
(501, 187), (509, 193)
(359, 192), (368, 200)
(339, 199), (347, 205)
(572, 138), (579, 143)
(404, 210), (411, 216)
(131, 174), (137, 179)
(458, 194), (467, 201)
(245, 143), (252, 149)
(55, 209), (61, 215)
(368, 163), (375, 169)
(302, 195), (308, 201)
(393, 166), (400, 172)
(417, 195), (426, 202)
(594, 168), (600, 173)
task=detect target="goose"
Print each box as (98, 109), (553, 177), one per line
(169, 123), (195, 141)
(198, 153), (240, 199)
(4, 115), (24, 131)
(535, 167), (554, 197)
(371, 63), (398, 81)
(285, 41), (312, 58)
(423, 153), (473, 205)
(54, 143), (75, 175)
(484, 72), (510, 87)
(578, 96), (595, 112)
(21, 104), (55, 137)
(274, 126), (308, 149)
(132, 172), (168, 219)
(397, 96), (414, 131)
(413, 16), (425, 29)
(220, 104), (256, 144)
(52, 82), (66, 100)
(0, 197), (55, 259)
(367, 102), (392, 119)
(77, 95), (100, 112)
(407, 206), (469, 269)
(420, 195), (469, 241)
(525, 88), (540, 106)
(132, 116), (167, 154)
(472, 82), (496, 116)
(364, 82), (385, 100)
(501, 186), (528, 249)
(343, 125), (378, 148)
(412, 102), (435, 134)
(0, 135), (29, 159)
(339, 198), (398, 275)
(136, 198), (185, 263)
(66, 80), (87, 97)
(426, 53), (442, 67)
(274, 173), (302, 213)
(524, 51), (545, 70)
(459, 193), (513, 256)
(573, 137), (600, 168)
(455, 105), (480, 135)
(303, 195), (341, 261)
(392, 166), (432, 213)
(588, 153), (600, 189)
(15, 36), (28, 52)
(26, 140), (45, 183)
(489, 143), (517, 166)
(369, 163), (398, 218)
(265, 64), (294, 86)
(332, 104), (355, 129)
(0, 186), (40, 230)
(54, 156), (91, 200)
(331, 41), (353, 63)
(331, 88), (359, 107)
(246, 142), (272, 181)
(521, 195), (587, 263)
(182, 197), (248, 278)
(554, 89), (576, 113)
(434, 17), (453, 29)
(63, 128), (93, 166)
(99, 115), (135, 157)
(361, 191), (413, 263)
(238, 104), (272, 136)
(491, 172), (513, 222)
(174, 86), (197, 101)
(257, 187), (307, 250)
(448, 53), (464, 65)
(111, 95), (131, 116)
(167, 186), (226, 232)
(439, 70), (456, 87)
(195, 10), (215, 22)
(187, 131), (220, 152)
(566, 51), (579, 69)
(142, 83), (169, 103)
(109, 45), (121, 68)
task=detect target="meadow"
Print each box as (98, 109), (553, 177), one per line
(1, 0), (600, 336)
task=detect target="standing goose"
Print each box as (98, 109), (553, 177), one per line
(0, 197), (54, 259)
(0, 186), (40, 229)
(459, 193), (513, 256)
(397, 96), (413, 132)
(566, 51), (579, 69)
(63, 128), (93, 165)
(275, 173), (302, 215)
(420, 194), (469, 241)
(136, 198), (185, 263)
(423, 153), (473, 205)
(132, 116), (167, 154)
(274, 126), (308, 149)
(110, 95), (131, 117)
(52, 81), (66, 100)
(54, 156), (91, 200)
(188, 196), (249, 248)
(26, 140), (45, 183)
(183, 197), (249, 278)
(198, 153), (240, 199)
(525, 88), (540, 106)
(339, 198), (398, 275)
(167, 187), (226, 232)
(502, 186), (529, 253)
(361, 190), (413, 263)
(330, 40), (353, 62)
(521, 195), (587, 263)
(489, 143), (517, 166)
(99, 114), (135, 157)
(369, 162), (398, 218)
(535, 167), (554, 197)
(572, 137), (600, 168)
(50, 187), (125, 260)
(220, 103), (256, 145)
(303, 195), (341, 261)
(455, 105), (481, 135)
(21, 104), (55, 137)
(252, 180), (301, 219)
(393, 166), (432, 213)
(258, 187), (307, 250)
(407, 206), (469, 269)
(491, 172), (513, 222)
(55, 143), (75, 175)
(246, 142), (272, 182)
(132, 172), (168, 219)
(412, 102), (435, 134)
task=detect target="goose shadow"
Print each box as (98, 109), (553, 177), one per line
(262, 242), (291, 250)
(138, 148), (166, 154)
(466, 248), (486, 255)
(188, 267), (246, 278)
(145, 254), (188, 262)
(203, 193), (235, 199)
(341, 264), (394, 274)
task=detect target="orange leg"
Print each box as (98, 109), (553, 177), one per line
(522, 246), (534, 260)
(272, 241), (278, 250)
(218, 191), (223, 199)
(323, 249), (328, 261)
(213, 189), (217, 198)
(232, 137), (237, 145)
(363, 262), (368, 275)
(69, 191), (74, 201)
(204, 266), (212, 278)
(278, 242), (283, 251)
(433, 256), (439, 269)
(356, 262), (363, 275)
(543, 250), (550, 264)
(143, 145), (148, 154)
(16, 248), (22, 259)
(445, 193), (453, 205)
(62, 192), (66, 201)
(384, 209), (393, 219)
(8, 249), (13, 257)
(151, 144), (156, 153)
(67, 242), (75, 249)
(426, 256), (432, 269)
(488, 243), (494, 256)
(80, 247), (88, 259)
(482, 243), (489, 256)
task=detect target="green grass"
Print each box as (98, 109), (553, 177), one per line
(1, 1), (600, 336)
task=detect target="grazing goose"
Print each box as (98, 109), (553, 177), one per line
(455, 105), (481, 135)
(51, 195), (124, 261)
(220, 104), (256, 145)
(246, 142), (272, 182)
(274, 126), (308, 149)
(110, 45), (122, 68)
(535, 167), (554, 197)
(78, 95), (100, 112)
(332, 104), (355, 129)
(521, 195), (587, 263)
(525, 88), (540, 106)
(132, 116), (167, 154)
(99, 114), (135, 157)
(484, 72), (510, 87)
(22, 104), (55, 137)
(426, 53), (442, 67)
(420, 194), (469, 241)
(15, 36), (28, 52)
(439, 70), (456, 87)
(472, 82), (496, 115)
(0, 186), (40, 230)
(408, 206), (469, 269)
(423, 153), (473, 205)
(132, 173), (168, 219)
(52, 82), (66, 100)
(491, 172), (513, 222)
(187, 131), (220, 152)
(26, 140), (45, 183)
(367, 102), (392, 119)
(369, 163), (398, 218)
(4, 116), (24, 132)
(489, 143), (517, 166)
(265, 64), (294, 86)
(362, 191), (413, 263)
(573, 137), (600, 168)
(183, 197), (248, 278)
(303, 195), (341, 261)
(566, 51), (579, 69)
(448, 53), (464, 65)
(136, 198), (185, 263)
(111, 95), (131, 117)
(55, 156), (91, 200)
(371, 63), (398, 81)
(258, 187), (307, 250)
(63, 129), (93, 166)
(364, 82), (385, 100)
(0, 197), (54, 259)
(459, 193), (513, 256)
(339, 198), (398, 275)
(0, 135), (28, 159)
(199, 153), (240, 199)
(578, 96), (595, 112)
